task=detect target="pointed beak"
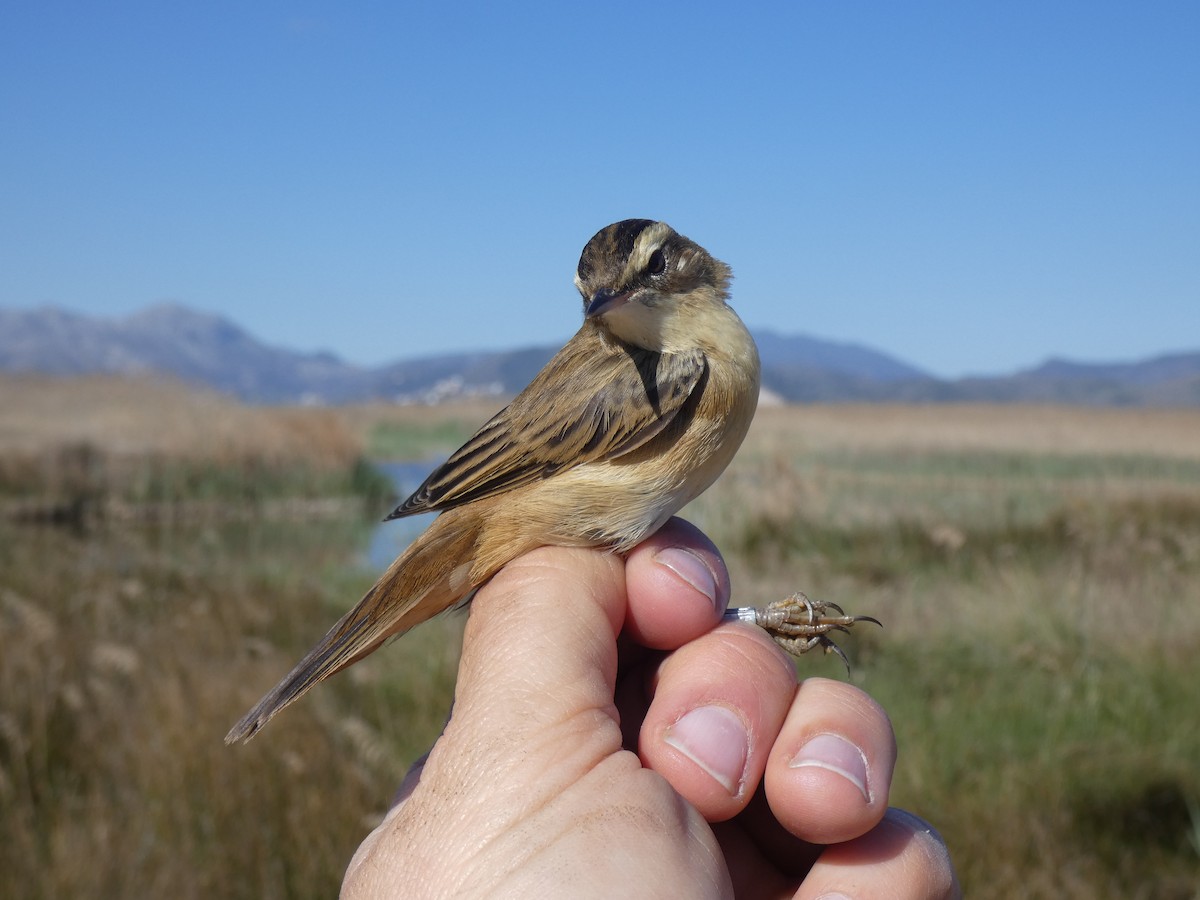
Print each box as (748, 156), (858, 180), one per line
(585, 287), (632, 319)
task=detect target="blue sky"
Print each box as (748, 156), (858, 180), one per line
(2, 2), (1196, 378)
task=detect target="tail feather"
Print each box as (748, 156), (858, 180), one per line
(225, 510), (482, 743)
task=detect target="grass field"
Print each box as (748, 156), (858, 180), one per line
(2, 376), (1198, 898)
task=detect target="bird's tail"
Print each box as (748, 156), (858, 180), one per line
(225, 510), (483, 743)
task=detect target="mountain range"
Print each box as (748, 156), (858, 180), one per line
(2, 304), (1198, 407)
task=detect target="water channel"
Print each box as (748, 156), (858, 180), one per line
(363, 459), (439, 571)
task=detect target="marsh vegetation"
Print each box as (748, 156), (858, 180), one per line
(2, 377), (1197, 898)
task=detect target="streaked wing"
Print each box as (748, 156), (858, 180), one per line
(387, 331), (706, 518)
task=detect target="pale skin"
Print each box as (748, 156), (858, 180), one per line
(342, 519), (960, 898)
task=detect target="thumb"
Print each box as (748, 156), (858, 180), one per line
(450, 544), (629, 742)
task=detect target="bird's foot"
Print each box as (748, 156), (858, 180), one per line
(724, 592), (881, 671)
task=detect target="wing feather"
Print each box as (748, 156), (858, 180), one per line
(386, 329), (705, 519)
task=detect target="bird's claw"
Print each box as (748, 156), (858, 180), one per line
(726, 592), (881, 672)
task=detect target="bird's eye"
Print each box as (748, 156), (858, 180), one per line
(646, 248), (667, 276)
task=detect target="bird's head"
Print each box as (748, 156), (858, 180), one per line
(574, 219), (735, 354)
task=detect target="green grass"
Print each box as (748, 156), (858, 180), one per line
(869, 619), (1200, 896)
(0, 443), (396, 533)
(690, 448), (1200, 898)
(366, 419), (476, 461)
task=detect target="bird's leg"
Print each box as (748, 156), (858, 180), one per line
(723, 592), (881, 671)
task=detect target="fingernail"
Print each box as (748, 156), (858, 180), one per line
(663, 705), (748, 794)
(652, 547), (720, 612)
(789, 733), (872, 803)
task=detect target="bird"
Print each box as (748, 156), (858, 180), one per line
(225, 218), (761, 743)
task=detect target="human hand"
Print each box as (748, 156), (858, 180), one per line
(342, 518), (959, 898)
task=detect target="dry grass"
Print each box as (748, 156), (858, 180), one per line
(0, 518), (460, 899)
(2, 381), (1198, 897)
(0, 373), (361, 463)
(748, 402), (1200, 459)
(0, 375), (388, 524)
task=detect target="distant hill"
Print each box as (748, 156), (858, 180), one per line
(754, 329), (929, 382)
(0, 304), (369, 403)
(1, 304), (1197, 407)
(941, 354), (1200, 407)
